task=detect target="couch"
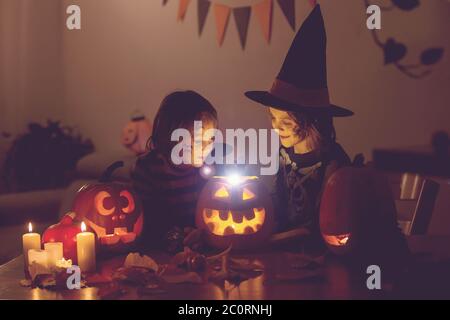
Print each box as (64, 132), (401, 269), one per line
(0, 151), (137, 264)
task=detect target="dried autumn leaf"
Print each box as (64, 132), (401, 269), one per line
(112, 267), (155, 285)
(31, 274), (56, 289)
(123, 252), (158, 272)
(19, 279), (32, 287)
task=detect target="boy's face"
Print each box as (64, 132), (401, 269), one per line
(191, 119), (216, 167)
(269, 107), (302, 148)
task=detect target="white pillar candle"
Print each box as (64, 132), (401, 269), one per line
(76, 222), (96, 272)
(44, 242), (63, 267)
(22, 222), (41, 269)
(28, 249), (49, 268)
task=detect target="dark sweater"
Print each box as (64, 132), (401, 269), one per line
(273, 142), (351, 235)
(131, 149), (207, 246)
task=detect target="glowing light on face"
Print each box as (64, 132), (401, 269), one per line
(269, 107), (302, 149)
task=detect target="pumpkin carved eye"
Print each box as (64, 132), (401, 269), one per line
(120, 190), (135, 214)
(95, 191), (115, 216)
(242, 188), (255, 200)
(214, 186), (230, 199)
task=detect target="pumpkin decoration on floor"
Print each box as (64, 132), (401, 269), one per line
(121, 112), (152, 155)
(319, 167), (408, 263)
(196, 175), (274, 250)
(72, 161), (144, 253)
(42, 212), (96, 264)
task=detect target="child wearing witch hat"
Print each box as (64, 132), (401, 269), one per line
(245, 5), (354, 249)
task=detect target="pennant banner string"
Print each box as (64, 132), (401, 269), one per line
(164, 0), (316, 48)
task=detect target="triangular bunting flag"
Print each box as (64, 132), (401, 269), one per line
(233, 7), (252, 50)
(198, 0), (211, 36)
(177, 0), (191, 22)
(214, 4), (231, 46)
(277, 0), (295, 31)
(254, 0), (273, 43)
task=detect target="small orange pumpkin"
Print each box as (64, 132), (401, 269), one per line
(319, 167), (407, 260)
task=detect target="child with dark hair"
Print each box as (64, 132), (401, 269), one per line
(245, 5), (353, 250)
(131, 90), (218, 248)
(268, 109), (350, 234)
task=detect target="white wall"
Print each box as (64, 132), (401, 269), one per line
(59, 0), (450, 157)
(1, 1), (448, 157)
(0, 0), (64, 135)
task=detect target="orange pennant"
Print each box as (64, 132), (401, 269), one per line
(214, 4), (231, 46)
(177, 0), (191, 21)
(254, 0), (273, 43)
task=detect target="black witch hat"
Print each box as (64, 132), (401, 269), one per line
(245, 5), (353, 117)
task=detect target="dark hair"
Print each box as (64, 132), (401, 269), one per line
(287, 111), (336, 151)
(149, 90), (218, 157)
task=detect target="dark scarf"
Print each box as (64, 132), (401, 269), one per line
(277, 142), (350, 232)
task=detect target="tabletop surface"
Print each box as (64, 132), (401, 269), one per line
(1, 236), (449, 300)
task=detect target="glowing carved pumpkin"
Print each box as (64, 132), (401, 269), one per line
(319, 167), (407, 260)
(121, 113), (152, 155)
(72, 161), (143, 253)
(196, 176), (274, 250)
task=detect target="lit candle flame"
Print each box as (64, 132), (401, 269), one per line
(28, 222), (32, 233)
(81, 221), (86, 232)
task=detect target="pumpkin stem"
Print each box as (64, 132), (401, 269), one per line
(99, 161), (124, 182)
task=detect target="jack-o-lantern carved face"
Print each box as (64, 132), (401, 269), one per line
(121, 115), (152, 155)
(319, 167), (404, 257)
(196, 176), (274, 250)
(72, 162), (143, 251)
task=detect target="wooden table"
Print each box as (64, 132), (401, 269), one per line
(1, 236), (449, 300)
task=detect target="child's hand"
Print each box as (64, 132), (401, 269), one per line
(183, 228), (204, 252)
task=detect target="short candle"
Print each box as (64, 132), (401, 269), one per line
(44, 242), (63, 267)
